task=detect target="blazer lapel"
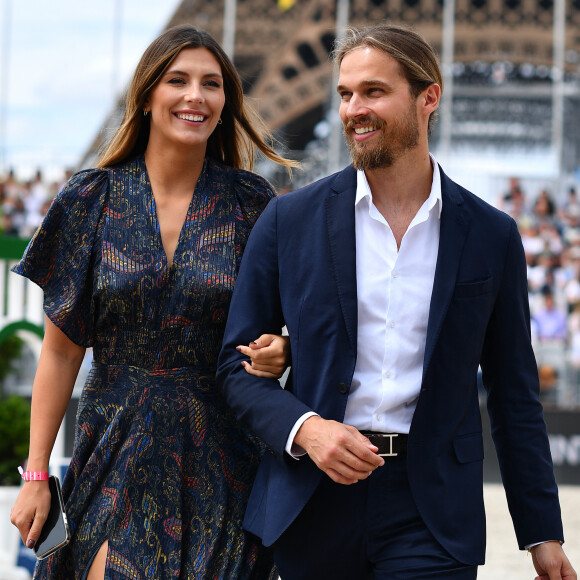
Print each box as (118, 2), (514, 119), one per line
(325, 167), (358, 354)
(423, 168), (470, 376)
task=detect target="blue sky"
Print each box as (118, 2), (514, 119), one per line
(0, 0), (181, 181)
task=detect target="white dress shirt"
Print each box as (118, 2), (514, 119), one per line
(286, 156), (442, 454)
(345, 158), (442, 433)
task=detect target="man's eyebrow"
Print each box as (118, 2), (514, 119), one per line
(336, 79), (391, 92)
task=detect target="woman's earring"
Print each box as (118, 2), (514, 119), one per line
(217, 118), (222, 125)
(143, 110), (149, 116)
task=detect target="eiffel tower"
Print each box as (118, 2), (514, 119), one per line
(83, 0), (580, 172)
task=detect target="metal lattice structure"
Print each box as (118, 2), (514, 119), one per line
(82, 0), (580, 175)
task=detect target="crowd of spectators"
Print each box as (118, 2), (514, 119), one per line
(2, 169), (580, 407)
(0, 169), (71, 238)
(499, 177), (580, 406)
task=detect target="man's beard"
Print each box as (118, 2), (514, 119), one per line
(343, 106), (420, 170)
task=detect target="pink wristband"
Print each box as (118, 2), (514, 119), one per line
(18, 468), (49, 481)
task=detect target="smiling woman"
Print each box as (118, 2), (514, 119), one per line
(142, 47), (227, 267)
(144, 48), (226, 163)
(9, 23), (297, 580)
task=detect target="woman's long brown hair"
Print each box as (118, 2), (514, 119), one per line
(98, 24), (298, 172)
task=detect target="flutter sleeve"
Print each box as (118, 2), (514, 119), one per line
(11, 169), (109, 347)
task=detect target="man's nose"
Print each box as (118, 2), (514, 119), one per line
(345, 94), (369, 118)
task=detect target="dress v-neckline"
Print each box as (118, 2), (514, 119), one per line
(141, 157), (206, 270)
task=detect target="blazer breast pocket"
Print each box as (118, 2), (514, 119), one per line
(453, 277), (494, 299)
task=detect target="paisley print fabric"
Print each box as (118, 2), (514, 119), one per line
(13, 156), (277, 579)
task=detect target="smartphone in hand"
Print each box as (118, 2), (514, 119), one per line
(33, 475), (71, 560)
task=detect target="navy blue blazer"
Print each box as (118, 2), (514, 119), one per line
(216, 164), (563, 565)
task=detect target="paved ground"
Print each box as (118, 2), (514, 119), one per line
(479, 483), (579, 579)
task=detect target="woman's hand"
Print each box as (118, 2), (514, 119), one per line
(10, 481), (52, 549)
(9, 317), (84, 550)
(237, 334), (290, 378)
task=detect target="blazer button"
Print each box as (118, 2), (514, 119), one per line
(337, 382), (348, 394)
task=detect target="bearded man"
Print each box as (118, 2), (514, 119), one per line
(217, 23), (576, 580)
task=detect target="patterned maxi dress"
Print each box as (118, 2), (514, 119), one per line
(13, 156), (277, 580)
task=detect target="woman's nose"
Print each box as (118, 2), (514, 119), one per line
(186, 85), (204, 103)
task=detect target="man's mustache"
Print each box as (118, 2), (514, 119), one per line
(343, 116), (386, 132)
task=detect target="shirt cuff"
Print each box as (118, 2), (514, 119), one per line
(525, 540), (563, 551)
(285, 412), (319, 459)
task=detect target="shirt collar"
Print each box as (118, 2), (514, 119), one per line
(355, 153), (442, 218)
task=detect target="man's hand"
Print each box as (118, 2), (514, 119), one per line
(531, 541), (576, 580)
(237, 334), (290, 379)
(294, 416), (384, 484)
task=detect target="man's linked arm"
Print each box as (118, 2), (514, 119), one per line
(216, 197), (314, 457)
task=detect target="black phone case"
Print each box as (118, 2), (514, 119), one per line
(34, 475), (71, 560)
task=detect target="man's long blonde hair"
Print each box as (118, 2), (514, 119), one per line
(334, 23), (443, 135)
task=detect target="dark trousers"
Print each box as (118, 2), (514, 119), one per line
(273, 455), (478, 580)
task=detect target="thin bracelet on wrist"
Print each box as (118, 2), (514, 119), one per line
(18, 466), (49, 481)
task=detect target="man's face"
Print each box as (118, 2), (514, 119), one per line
(337, 47), (420, 170)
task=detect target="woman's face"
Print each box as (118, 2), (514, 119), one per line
(145, 47), (226, 155)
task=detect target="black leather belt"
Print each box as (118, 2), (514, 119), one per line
(361, 432), (408, 457)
